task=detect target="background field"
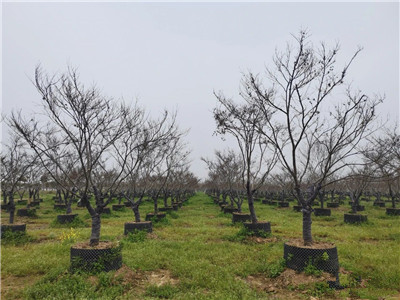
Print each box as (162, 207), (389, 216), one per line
(1, 192), (399, 299)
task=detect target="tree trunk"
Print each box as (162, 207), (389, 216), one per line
(29, 188), (34, 200)
(66, 200), (72, 214)
(296, 186), (316, 246)
(237, 200), (242, 213)
(2, 191), (8, 205)
(8, 193), (15, 224)
(302, 207), (313, 245)
(247, 181), (258, 224)
(133, 204), (141, 222)
(389, 187), (396, 209)
(154, 197), (158, 215)
(90, 212), (101, 246)
(319, 192), (325, 209)
(351, 191), (361, 214)
(229, 193), (234, 207)
(351, 198), (357, 214)
(82, 192), (101, 246)
(163, 193), (168, 207)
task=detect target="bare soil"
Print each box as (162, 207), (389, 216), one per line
(111, 265), (179, 295)
(72, 241), (118, 249)
(243, 269), (336, 299)
(286, 238), (336, 249)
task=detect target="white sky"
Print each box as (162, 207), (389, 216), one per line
(2, 1), (399, 179)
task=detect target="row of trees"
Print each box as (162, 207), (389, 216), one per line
(206, 30), (396, 245)
(3, 66), (197, 246)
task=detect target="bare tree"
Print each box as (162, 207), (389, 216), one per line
(117, 110), (189, 221)
(364, 126), (400, 209)
(149, 130), (190, 216)
(9, 66), (134, 246)
(243, 30), (382, 245)
(345, 166), (373, 213)
(213, 94), (277, 224)
(203, 149), (245, 211)
(1, 133), (35, 224)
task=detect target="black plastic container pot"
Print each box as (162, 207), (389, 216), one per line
(70, 242), (122, 273)
(293, 205), (302, 212)
(344, 213), (368, 224)
(232, 212), (251, 223)
(223, 206), (238, 214)
(284, 242), (339, 275)
(17, 200), (28, 205)
(353, 205), (365, 211)
(314, 208), (331, 217)
(386, 208), (400, 216)
(159, 207), (173, 212)
(112, 205), (125, 211)
(28, 201), (40, 208)
(261, 200), (269, 205)
(243, 221), (271, 235)
(124, 221), (153, 234)
(145, 212), (166, 221)
(57, 214), (78, 224)
(327, 202), (339, 208)
(373, 202), (386, 207)
(102, 208), (111, 214)
(278, 202), (289, 208)
(16, 208), (36, 217)
(1, 223), (26, 237)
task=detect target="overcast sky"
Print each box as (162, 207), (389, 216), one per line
(2, 2), (399, 179)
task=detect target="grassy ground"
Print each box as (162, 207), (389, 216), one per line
(1, 192), (399, 299)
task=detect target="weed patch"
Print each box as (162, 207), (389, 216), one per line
(123, 230), (147, 243)
(152, 216), (170, 227)
(50, 216), (87, 228)
(1, 230), (34, 246)
(304, 258), (323, 277)
(226, 226), (271, 242)
(145, 284), (179, 299)
(308, 281), (335, 297)
(265, 258), (286, 278)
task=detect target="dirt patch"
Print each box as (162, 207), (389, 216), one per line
(113, 265), (145, 288)
(146, 269), (179, 287)
(112, 265), (179, 292)
(27, 224), (48, 230)
(73, 241), (118, 249)
(358, 237), (380, 243)
(243, 269), (336, 299)
(147, 233), (159, 240)
(285, 239), (335, 249)
(247, 236), (279, 244)
(32, 233), (54, 243)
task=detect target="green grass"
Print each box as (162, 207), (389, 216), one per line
(1, 192), (399, 299)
